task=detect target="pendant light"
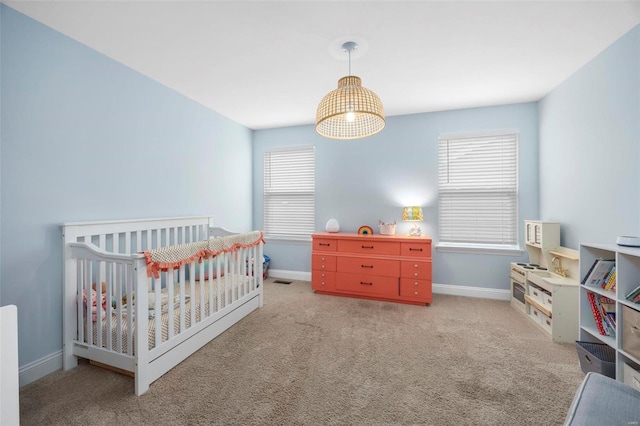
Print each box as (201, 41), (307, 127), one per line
(315, 42), (385, 140)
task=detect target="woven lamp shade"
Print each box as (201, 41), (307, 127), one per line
(402, 206), (424, 221)
(316, 75), (385, 140)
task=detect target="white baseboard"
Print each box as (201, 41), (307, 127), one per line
(433, 283), (510, 301)
(269, 270), (509, 301)
(19, 350), (62, 387)
(267, 269), (311, 282)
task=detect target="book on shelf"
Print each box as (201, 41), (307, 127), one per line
(587, 291), (608, 336)
(581, 259), (615, 287)
(625, 284), (640, 302)
(598, 295), (616, 338)
(602, 265), (616, 290)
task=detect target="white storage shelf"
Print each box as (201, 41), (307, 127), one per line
(526, 268), (579, 343)
(511, 221), (579, 342)
(579, 243), (640, 383)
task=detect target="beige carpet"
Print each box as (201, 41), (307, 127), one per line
(20, 279), (584, 425)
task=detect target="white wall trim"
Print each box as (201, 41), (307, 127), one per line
(19, 350), (62, 387)
(433, 283), (510, 301)
(268, 269), (311, 282)
(269, 270), (510, 301)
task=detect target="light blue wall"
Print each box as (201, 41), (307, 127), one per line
(539, 25), (640, 247)
(0, 6), (253, 367)
(253, 103), (539, 289)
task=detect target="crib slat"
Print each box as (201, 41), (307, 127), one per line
(167, 271), (174, 340)
(76, 261), (84, 344)
(189, 267), (195, 326)
(125, 232), (131, 255)
(105, 263), (113, 351)
(110, 233), (117, 254)
(179, 267), (186, 332)
(115, 263), (123, 353)
(244, 248), (249, 296)
(199, 266), (205, 319)
(214, 259), (220, 315)
(86, 261), (93, 346)
(153, 276), (161, 348)
(146, 230), (152, 252)
(135, 230), (142, 252)
(126, 264), (134, 356)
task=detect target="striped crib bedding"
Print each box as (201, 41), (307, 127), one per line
(83, 273), (255, 354)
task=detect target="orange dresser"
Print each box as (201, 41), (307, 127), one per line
(311, 232), (432, 305)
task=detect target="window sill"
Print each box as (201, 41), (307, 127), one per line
(435, 243), (523, 256)
(264, 236), (312, 245)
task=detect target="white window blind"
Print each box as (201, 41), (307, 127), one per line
(264, 146), (315, 239)
(438, 132), (518, 246)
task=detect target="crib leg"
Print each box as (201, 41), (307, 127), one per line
(135, 374), (150, 396)
(62, 346), (78, 371)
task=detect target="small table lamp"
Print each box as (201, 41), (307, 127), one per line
(402, 206), (424, 236)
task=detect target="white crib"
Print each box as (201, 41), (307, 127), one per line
(62, 216), (264, 395)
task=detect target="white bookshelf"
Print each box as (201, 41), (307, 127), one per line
(579, 243), (640, 383)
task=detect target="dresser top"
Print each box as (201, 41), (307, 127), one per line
(313, 232), (431, 242)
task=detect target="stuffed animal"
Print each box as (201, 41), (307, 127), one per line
(82, 289), (106, 322)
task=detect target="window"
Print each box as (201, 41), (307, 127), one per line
(263, 145), (315, 240)
(438, 131), (518, 249)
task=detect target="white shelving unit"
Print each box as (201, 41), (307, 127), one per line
(579, 243), (640, 385)
(511, 221), (579, 342)
(526, 248), (580, 342)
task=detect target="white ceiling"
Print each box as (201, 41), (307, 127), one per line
(4, 1), (640, 130)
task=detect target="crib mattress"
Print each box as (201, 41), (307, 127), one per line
(84, 274), (254, 354)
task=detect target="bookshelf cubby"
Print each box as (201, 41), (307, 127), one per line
(579, 243), (640, 385)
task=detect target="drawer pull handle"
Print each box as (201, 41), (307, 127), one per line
(321, 265), (326, 269)
(361, 265), (374, 269)
(409, 248), (423, 252)
(414, 291), (419, 295)
(414, 282), (419, 286)
(413, 264), (419, 268)
(321, 273), (326, 277)
(414, 272), (419, 277)
(361, 245), (374, 249)
(321, 282), (326, 286)
(360, 282), (373, 286)
(319, 243), (331, 247)
(321, 257), (326, 261)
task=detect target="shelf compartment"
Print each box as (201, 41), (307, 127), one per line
(549, 249), (579, 261)
(525, 294), (552, 317)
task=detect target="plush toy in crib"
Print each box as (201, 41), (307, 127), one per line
(82, 289), (106, 322)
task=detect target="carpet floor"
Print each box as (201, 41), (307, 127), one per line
(19, 278), (584, 425)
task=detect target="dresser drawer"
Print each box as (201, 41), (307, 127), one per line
(312, 254), (336, 272)
(401, 242), (431, 258)
(312, 270), (336, 291)
(400, 260), (432, 279)
(336, 272), (398, 297)
(400, 278), (432, 299)
(313, 238), (337, 252)
(337, 257), (400, 277)
(337, 240), (400, 256)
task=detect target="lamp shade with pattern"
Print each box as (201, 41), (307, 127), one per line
(402, 206), (424, 236)
(315, 41), (385, 140)
(402, 206), (424, 222)
(316, 76), (385, 139)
